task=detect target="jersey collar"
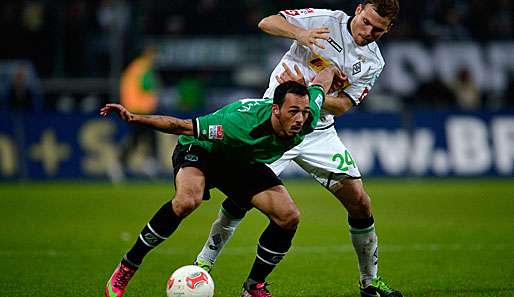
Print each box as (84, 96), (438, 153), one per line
(346, 16), (354, 37)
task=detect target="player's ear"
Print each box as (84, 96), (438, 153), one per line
(272, 104), (280, 115)
(355, 4), (363, 15)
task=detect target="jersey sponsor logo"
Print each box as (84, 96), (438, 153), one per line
(208, 125), (223, 140)
(282, 8), (314, 16)
(352, 61), (362, 75)
(327, 37), (342, 52)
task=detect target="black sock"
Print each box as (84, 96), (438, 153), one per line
(348, 215), (374, 229)
(222, 198), (249, 219)
(123, 201), (181, 266)
(248, 221), (296, 283)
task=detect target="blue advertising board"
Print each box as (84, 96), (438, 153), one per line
(0, 110), (513, 179)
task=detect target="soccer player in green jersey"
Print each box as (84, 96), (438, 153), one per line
(102, 65), (343, 297)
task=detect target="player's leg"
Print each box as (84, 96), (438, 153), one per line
(212, 160), (296, 297)
(105, 144), (208, 297)
(331, 178), (402, 296)
(193, 198), (247, 271)
(294, 128), (402, 297)
(193, 148), (297, 271)
(243, 185), (299, 297)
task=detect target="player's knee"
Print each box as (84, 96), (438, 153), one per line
(355, 190), (371, 214)
(276, 207), (300, 230)
(172, 195), (202, 217)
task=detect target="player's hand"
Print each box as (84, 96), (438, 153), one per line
(295, 27), (330, 55)
(99, 103), (134, 122)
(320, 65), (347, 93)
(313, 65), (346, 93)
(276, 63), (306, 85)
(329, 67), (348, 93)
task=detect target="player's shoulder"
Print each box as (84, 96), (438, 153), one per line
(364, 42), (385, 70)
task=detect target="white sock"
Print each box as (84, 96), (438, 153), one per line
(350, 224), (378, 286)
(195, 208), (241, 264)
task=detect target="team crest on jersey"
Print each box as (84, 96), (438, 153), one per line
(352, 61), (362, 75)
(208, 125), (223, 140)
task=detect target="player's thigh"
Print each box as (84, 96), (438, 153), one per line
(215, 161), (283, 210)
(173, 167), (206, 216)
(250, 185), (299, 229)
(334, 178), (371, 214)
(171, 143), (211, 215)
(174, 167), (205, 200)
(294, 128), (361, 191)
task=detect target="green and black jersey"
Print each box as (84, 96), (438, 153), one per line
(178, 85), (325, 164)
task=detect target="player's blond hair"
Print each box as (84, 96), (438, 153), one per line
(364, 0), (400, 23)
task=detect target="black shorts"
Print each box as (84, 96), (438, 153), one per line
(172, 143), (283, 208)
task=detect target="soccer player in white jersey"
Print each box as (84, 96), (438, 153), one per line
(195, 1), (402, 296)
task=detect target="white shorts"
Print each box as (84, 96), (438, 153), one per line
(269, 126), (362, 190)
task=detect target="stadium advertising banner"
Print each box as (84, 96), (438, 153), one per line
(0, 111), (513, 179)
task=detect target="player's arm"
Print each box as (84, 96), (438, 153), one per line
(323, 93), (353, 116)
(258, 14), (329, 54)
(99, 103), (194, 135)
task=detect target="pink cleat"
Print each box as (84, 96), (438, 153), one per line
(241, 281), (272, 297)
(105, 262), (137, 297)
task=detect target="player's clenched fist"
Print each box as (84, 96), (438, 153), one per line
(99, 103), (134, 122)
(294, 27), (330, 55)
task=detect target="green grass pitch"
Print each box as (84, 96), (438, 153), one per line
(0, 179), (512, 296)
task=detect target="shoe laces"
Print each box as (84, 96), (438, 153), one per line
(373, 277), (393, 293)
(113, 265), (135, 289)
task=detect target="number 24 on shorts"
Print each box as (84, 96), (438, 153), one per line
(332, 150), (356, 172)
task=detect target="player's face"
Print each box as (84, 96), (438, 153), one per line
(273, 93), (310, 138)
(352, 4), (391, 46)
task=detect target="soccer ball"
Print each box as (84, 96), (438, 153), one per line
(166, 265), (214, 297)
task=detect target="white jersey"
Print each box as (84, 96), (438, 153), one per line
(263, 8), (385, 129)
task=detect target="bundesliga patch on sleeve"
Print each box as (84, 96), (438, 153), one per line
(208, 125), (223, 140)
(282, 8), (314, 16)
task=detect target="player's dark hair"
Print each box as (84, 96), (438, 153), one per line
(273, 81), (309, 106)
(364, 0), (400, 23)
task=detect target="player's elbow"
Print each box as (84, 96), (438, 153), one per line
(257, 17), (270, 31)
(258, 15), (279, 32)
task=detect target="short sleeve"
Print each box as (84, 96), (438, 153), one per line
(306, 84), (325, 129)
(278, 8), (335, 29)
(194, 100), (258, 145)
(343, 67), (383, 106)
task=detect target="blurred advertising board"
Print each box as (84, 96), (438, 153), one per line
(0, 110), (513, 179)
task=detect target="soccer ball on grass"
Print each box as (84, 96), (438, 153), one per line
(166, 265), (214, 297)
